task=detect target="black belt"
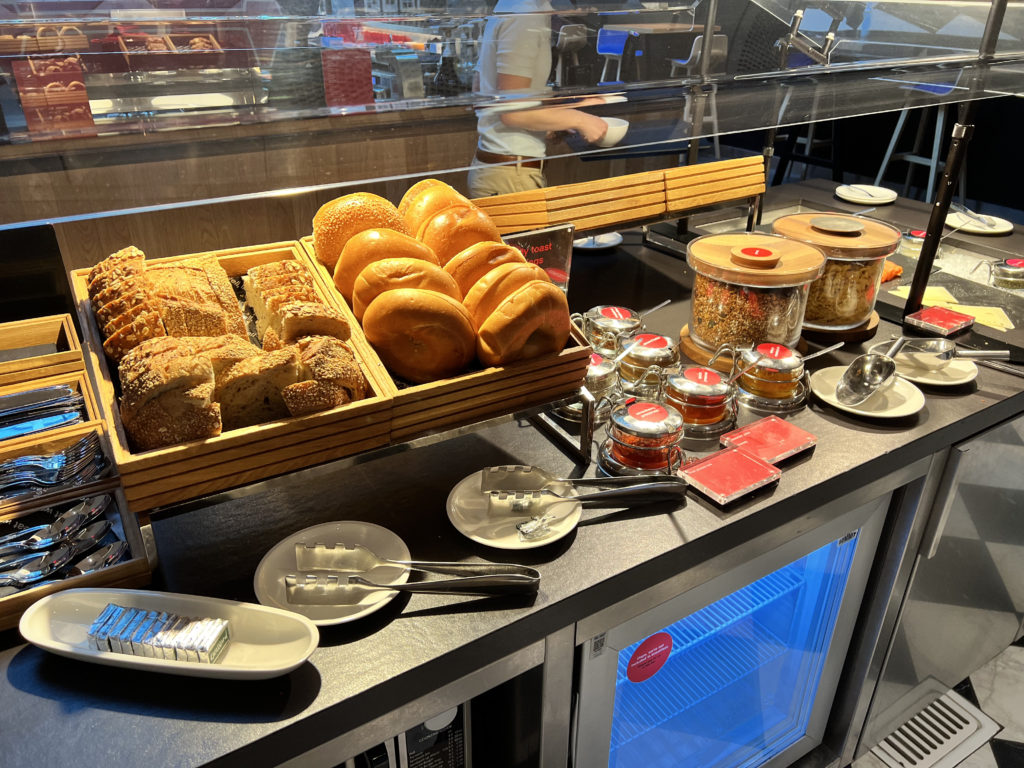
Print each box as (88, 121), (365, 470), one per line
(475, 149), (544, 169)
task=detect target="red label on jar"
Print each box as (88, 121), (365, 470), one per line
(684, 367), (722, 385)
(589, 353), (604, 366)
(635, 333), (669, 348)
(545, 267), (569, 283)
(741, 247), (773, 258)
(626, 632), (673, 683)
(600, 306), (632, 320)
(1007, 259), (1024, 268)
(627, 402), (669, 422)
(756, 343), (792, 359)
(910, 230), (926, 238)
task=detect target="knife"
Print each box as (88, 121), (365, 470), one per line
(0, 385), (77, 419)
(0, 411), (83, 441)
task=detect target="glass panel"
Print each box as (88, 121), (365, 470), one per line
(606, 530), (860, 768)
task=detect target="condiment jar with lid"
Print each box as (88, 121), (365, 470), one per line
(665, 366), (736, 436)
(772, 213), (901, 331)
(686, 233), (825, 351)
(572, 305), (643, 357)
(735, 342), (807, 412)
(600, 399), (685, 475)
(617, 332), (679, 396)
(555, 352), (620, 423)
(899, 229), (927, 258)
(993, 259), (1024, 290)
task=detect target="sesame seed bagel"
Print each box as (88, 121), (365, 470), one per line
(312, 193), (407, 272)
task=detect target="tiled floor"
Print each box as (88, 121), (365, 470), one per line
(953, 635), (1024, 768)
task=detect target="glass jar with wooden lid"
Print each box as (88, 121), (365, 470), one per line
(772, 213), (901, 330)
(735, 342), (808, 412)
(686, 233), (825, 351)
(601, 399), (685, 474)
(572, 305), (644, 358)
(618, 332), (679, 395)
(665, 366), (736, 434)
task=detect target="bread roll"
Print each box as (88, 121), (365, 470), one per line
(397, 178), (446, 221)
(352, 257), (461, 321)
(463, 261), (550, 330)
(477, 281), (570, 367)
(334, 228), (439, 303)
(444, 241), (527, 297)
(362, 288), (476, 384)
(313, 193), (408, 271)
(418, 205), (502, 266)
(401, 182), (471, 236)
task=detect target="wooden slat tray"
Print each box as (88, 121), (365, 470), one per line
(0, 484), (152, 632)
(70, 241), (393, 513)
(0, 314), (83, 387)
(664, 155), (766, 212)
(300, 237), (591, 443)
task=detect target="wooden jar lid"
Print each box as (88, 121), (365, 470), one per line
(686, 233), (825, 287)
(771, 213), (901, 260)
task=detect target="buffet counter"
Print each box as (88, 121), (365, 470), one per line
(0, 182), (1022, 768)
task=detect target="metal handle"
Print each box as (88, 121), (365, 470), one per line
(568, 475), (688, 489)
(956, 349), (1011, 361)
(884, 336), (907, 358)
(351, 572), (540, 596)
(573, 481), (688, 506)
(396, 561), (539, 578)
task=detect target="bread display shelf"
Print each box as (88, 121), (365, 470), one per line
(301, 236), (591, 443)
(70, 241), (394, 514)
(0, 314), (83, 388)
(0, 484), (152, 632)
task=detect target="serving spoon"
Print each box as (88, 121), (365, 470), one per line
(835, 337), (907, 406)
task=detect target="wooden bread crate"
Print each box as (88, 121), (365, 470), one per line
(300, 237), (591, 443)
(70, 241), (393, 513)
(0, 314), (83, 387)
(0, 484), (152, 631)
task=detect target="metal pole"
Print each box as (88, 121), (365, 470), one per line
(902, 0), (1008, 318)
(687, 0), (720, 165)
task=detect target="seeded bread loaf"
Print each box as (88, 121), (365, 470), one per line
(282, 336), (367, 416)
(215, 347), (301, 430)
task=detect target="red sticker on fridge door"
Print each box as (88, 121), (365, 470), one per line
(626, 632), (673, 683)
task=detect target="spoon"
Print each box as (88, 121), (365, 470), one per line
(897, 338), (1014, 371)
(802, 341), (844, 362)
(67, 519), (113, 558)
(835, 337), (907, 406)
(4, 540), (129, 596)
(0, 494), (110, 558)
(0, 544), (74, 588)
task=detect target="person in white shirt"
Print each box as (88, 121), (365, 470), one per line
(468, 0), (609, 197)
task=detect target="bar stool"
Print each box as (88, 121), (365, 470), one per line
(597, 27), (637, 84)
(669, 34), (728, 159)
(874, 81), (967, 203)
(554, 24), (587, 87)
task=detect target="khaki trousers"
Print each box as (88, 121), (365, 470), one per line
(467, 157), (547, 198)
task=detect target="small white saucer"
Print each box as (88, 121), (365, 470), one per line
(835, 184), (898, 206)
(945, 211), (1014, 235)
(810, 366), (925, 418)
(573, 232), (623, 251)
(446, 470), (582, 550)
(867, 343), (979, 386)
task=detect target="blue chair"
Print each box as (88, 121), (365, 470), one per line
(597, 27), (638, 83)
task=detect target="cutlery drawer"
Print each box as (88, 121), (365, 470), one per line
(0, 314), (83, 388)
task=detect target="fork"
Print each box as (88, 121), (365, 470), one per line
(0, 432), (99, 479)
(0, 455), (109, 501)
(0, 448), (100, 490)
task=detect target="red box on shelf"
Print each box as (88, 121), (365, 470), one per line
(321, 47), (373, 108)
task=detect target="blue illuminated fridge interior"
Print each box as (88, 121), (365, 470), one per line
(574, 496), (888, 768)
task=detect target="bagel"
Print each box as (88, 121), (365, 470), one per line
(463, 261), (551, 330)
(362, 288), (476, 384)
(352, 257), (461, 321)
(334, 228), (439, 304)
(397, 178), (447, 221)
(312, 193), (407, 271)
(444, 241), (527, 297)
(477, 280), (570, 367)
(401, 182), (471, 235)
(418, 205), (502, 266)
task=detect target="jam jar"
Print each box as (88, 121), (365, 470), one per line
(735, 342), (807, 412)
(573, 305), (643, 358)
(772, 213), (901, 331)
(556, 352), (619, 423)
(665, 366), (735, 433)
(618, 332), (679, 395)
(686, 233), (825, 351)
(993, 259), (1024, 290)
(601, 399), (685, 474)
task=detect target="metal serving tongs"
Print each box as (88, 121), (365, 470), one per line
(479, 465), (687, 493)
(295, 541), (538, 579)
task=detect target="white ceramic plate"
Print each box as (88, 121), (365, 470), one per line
(867, 343), (979, 386)
(19, 588), (319, 679)
(945, 211), (1014, 235)
(809, 366), (925, 418)
(254, 521), (410, 626)
(573, 232), (623, 251)
(835, 184), (898, 206)
(446, 470), (582, 550)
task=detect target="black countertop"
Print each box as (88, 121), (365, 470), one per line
(1, 181), (1022, 768)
